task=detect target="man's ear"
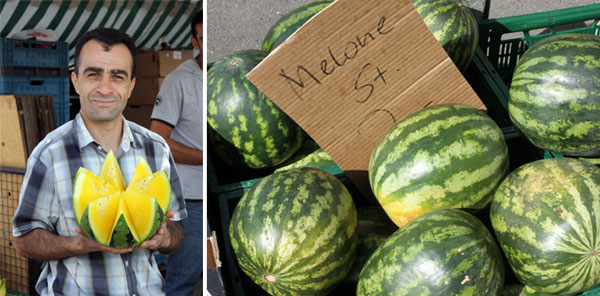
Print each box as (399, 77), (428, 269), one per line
(127, 77), (136, 99)
(71, 71), (80, 95)
(191, 35), (199, 50)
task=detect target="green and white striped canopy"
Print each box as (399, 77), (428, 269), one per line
(0, 0), (202, 66)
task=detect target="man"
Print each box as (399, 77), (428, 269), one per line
(150, 9), (203, 296)
(12, 28), (186, 295)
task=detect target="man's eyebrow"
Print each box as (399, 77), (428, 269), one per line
(83, 67), (103, 74)
(110, 69), (129, 77)
(82, 67), (129, 78)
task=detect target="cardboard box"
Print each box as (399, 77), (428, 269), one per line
(129, 77), (164, 105)
(123, 105), (154, 129)
(207, 231), (221, 269)
(136, 50), (193, 77)
(247, 0), (485, 198)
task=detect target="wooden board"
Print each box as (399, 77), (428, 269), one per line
(0, 96), (27, 168)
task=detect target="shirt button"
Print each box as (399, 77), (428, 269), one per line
(125, 261), (129, 267)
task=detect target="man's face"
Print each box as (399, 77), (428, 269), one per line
(71, 39), (135, 124)
(192, 23), (203, 55)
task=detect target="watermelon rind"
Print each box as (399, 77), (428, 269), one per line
(491, 158), (600, 295)
(207, 49), (304, 169)
(229, 168), (357, 295)
(262, 0), (334, 53)
(411, 0), (479, 71)
(357, 209), (505, 295)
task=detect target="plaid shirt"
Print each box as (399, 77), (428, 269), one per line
(12, 113), (187, 296)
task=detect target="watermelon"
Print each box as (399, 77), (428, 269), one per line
(369, 103), (509, 228)
(490, 158), (600, 295)
(229, 168), (357, 295)
(262, 0), (333, 53)
(75, 154), (170, 248)
(344, 206), (397, 284)
(357, 209), (505, 295)
(411, 0), (479, 71)
(207, 49), (304, 169)
(508, 33), (600, 157)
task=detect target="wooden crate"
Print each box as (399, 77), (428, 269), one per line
(1, 168), (42, 295)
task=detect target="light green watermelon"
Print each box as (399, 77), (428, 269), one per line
(508, 33), (600, 157)
(369, 103), (509, 228)
(491, 158), (600, 295)
(357, 209), (505, 295)
(229, 168), (357, 295)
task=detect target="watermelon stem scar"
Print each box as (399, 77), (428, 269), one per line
(264, 274), (277, 283)
(229, 58), (242, 68)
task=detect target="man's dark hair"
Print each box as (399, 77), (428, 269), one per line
(191, 9), (203, 39)
(73, 28), (137, 79)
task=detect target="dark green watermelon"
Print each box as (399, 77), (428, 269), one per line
(229, 168), (357, 295)
(508, 33), (600, 157)
(207, 49), (304, 168)
(369, 103), (509, 228)
(411, 0), (479, 71)
(262, 0), (333, 53)
(357, 209), (505, 295)
(491, 158), (600, 295)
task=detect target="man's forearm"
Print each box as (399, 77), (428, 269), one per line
(158, 220), (184, 254)
(14, 228), (88, 260)
(165, 137), (203, 165)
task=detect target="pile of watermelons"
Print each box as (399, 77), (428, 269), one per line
(208, 0), (600, 295)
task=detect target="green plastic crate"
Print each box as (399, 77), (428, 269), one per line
(465, 4), (599, 161)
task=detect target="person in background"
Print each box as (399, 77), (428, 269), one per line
(11, 27), (186, 295)
(150, 9), (204, 296)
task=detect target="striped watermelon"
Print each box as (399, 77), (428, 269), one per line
(369, 104), (509, 228)
(357, 209), (505, 295)
(207, 49), (304, 168)
(344, 206), (397, 284)
(509, 33), (600, 157)
(412, 0), (479, 71)
(490, 158), (600, 295)
(262, 0), (333, 53)
(229, 168), (357, 295)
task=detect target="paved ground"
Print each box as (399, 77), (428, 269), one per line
(207, 0), (599, 63)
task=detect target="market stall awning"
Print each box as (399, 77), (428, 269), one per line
(0, 0), (202, 66)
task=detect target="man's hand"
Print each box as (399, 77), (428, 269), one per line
(137, 210), (184, 253)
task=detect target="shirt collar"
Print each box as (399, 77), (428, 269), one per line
(74, 113), (135, 154)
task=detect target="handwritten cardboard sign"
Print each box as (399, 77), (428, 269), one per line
(246, 0), (485, 199)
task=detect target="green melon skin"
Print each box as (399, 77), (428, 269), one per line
(343, 206), (397, 284)
(508, 34), (600, 157)
(411, 0), (479, 71)
(207, 49), (304, 169)
(491, 158), (600, 295)
(357, 209), (505, 295)
(229, 168), (357, 296)
(109, 214), (140, 249)
(262, 0), (334, 53)
(369, 103), (509, 228)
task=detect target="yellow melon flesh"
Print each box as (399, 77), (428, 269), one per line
(129, 156), (152, 186)
(128, 171), (171, 214)
(86, 192), (121, 246)
(111, 195), (140, 244)
(73, 167), (118, 224)
(123, 188), (163, 242)
(101, 150), (126, 191)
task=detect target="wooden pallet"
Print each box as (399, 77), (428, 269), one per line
(1, 95), (56, 168)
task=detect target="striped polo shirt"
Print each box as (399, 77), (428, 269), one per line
(12, 113), (187, 296)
